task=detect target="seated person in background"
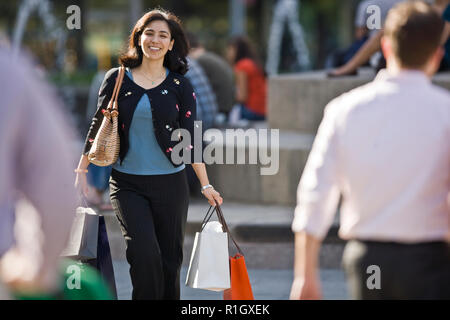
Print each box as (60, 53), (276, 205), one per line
(328, 0), (405, 77)
(226, 36), (267, 123)
(325, 0), (372, 69)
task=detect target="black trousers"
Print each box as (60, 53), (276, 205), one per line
(109, 169), (189, 300)
(342, 239), (450, 299)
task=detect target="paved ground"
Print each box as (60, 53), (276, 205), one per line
(102, 197), (349, 300)
(103, 198), (344, 268)
(113, 260), (349, 300)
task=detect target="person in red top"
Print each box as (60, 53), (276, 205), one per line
(226, 36), (267, 121)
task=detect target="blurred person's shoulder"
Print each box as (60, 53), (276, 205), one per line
(428, 80), (450, 114)
(185, 58), (201, 74)
(199, 51), (231, 69)
(0, 46), (13, 65)
(323, 78), (382, 120)
(197, 51), (233, 76)
(428, 79), (450, 100)
(235, 58), (255, 71)
(0, 48), (33, 81)
(0, 48), (45, 100)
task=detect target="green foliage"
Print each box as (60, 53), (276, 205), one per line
(48, 70), (96, 86)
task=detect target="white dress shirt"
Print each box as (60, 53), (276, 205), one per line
(292, 70), (450, 243)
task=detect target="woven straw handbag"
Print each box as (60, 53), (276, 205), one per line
(88, 66), (125, 166)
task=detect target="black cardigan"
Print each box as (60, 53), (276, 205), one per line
(83, 67), (199, 166)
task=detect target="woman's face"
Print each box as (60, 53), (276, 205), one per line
(140, 19), (174, 61)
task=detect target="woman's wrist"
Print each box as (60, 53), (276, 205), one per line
(74, 168), (88, 174)
(200, 184), (213, 194)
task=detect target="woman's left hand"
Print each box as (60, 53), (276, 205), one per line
(202, 188), (223, 207)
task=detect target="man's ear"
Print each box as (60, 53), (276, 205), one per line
(426, 46), (444, 74)
(432, 46), (444, 65)
(380, 36), (391, 60)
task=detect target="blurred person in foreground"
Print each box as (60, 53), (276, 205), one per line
(291, 1), (450, 300)
(0, 48), (77, 297)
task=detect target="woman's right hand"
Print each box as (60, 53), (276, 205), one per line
(74, 173), (89, 198)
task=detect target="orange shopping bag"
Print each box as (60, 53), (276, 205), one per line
(223, 254), (254, 300)
(214, 202), (254, 300)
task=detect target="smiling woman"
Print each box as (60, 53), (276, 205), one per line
(75, 8), (223, 301)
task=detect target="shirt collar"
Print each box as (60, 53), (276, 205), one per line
(375, 68), (431, 85)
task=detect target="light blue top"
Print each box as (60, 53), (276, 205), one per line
(112, 69), (185, 175)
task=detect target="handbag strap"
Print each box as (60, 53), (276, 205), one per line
(108, 66), (125, 111)
(201, 202), (243, 255)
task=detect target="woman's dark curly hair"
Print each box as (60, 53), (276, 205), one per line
(119, 8), (189, 75)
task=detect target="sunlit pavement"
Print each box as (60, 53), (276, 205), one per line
(113, 260), (349, 300)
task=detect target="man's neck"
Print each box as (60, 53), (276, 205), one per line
(386, 59), (430, 78)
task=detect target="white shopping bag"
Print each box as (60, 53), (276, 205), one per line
(60, 207), (99, 260)
(185, 221), (231, 291)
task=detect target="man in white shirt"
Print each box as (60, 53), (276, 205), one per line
(291, 1), (450, 299)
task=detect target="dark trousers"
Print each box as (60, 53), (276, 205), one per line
(109, 169), (189, 300)
(342, 239), (450, 299)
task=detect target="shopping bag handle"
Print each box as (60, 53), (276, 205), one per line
(201, 201), (243, 255)
(75, 191), (90, 208)
(216, 203), (243, 255)
(200, 205), (216, 231)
